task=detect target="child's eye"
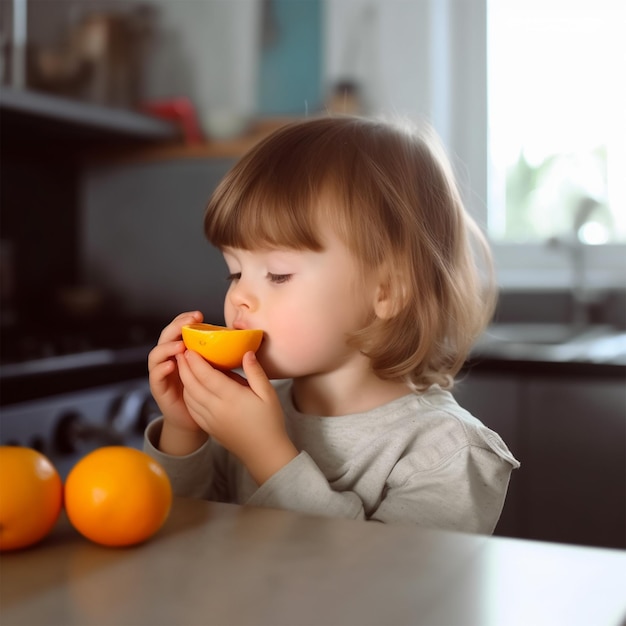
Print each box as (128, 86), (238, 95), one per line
(226, 272), (241, 282)
(268, 273), (292, 284)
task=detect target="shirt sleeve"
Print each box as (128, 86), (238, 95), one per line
(144, 416), (517, 534)
(246, 451), (367, 519)
(248, 443), (515, 534)
(143, 418), (224, 500)
(371, 443), (515, 533)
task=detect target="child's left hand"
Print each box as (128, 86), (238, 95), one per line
(175, 349), (299, 485)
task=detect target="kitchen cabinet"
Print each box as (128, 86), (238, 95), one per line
(1, 88), (293, 326)
(525, 377), (625, 547)
(0, 88), (180, 324)
(454, 367), (626, 549)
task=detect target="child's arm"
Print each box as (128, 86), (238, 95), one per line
(176, 349), (299, 485)
(245, 418), (518, 533)
(143, 417), (216, 499)
(247, 445), (516, 533)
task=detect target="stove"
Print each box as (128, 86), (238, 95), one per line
(0, 317), (163, 476)
(0, 377), (159, 477)
(0, 315), (162, 367)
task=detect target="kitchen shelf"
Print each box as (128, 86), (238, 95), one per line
(0, 86), (181, 145)
(89, 116), (300, 165)
(0, 88), (298, 159)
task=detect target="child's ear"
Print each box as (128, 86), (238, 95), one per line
(373, 274), (408, 320)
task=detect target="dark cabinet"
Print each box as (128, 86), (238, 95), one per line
(524, 378), (625, 547)
(454, 369), (625, 549)
(0, 88), (179, 323)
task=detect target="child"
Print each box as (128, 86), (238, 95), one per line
(145, 116), (519, 534)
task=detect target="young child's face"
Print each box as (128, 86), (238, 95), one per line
(221, 229), (378, 380)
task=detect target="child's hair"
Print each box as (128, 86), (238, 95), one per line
(204, 115), (496, 390)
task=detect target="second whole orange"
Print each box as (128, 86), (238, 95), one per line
(64, 447), (172, 548)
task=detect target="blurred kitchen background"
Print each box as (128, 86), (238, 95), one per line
(1, 0), (624, 549)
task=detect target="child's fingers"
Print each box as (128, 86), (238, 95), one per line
(157, 311), (203, 343)
(147, 340), (185, 372)
(179, 350), (227, 399)
(148, 360), (176, 388)
(175, 351), (199, 391)
(179, 349), (209, 382)
(148, 360), (184, 412)
(172, 309), (203, 323)
(241, 351), (274, 400)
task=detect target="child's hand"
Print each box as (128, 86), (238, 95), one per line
(148, 311), (208, 453)
(176, 349), (299, 484)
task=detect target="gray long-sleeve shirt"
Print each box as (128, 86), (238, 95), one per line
(144, 381), (519, 534)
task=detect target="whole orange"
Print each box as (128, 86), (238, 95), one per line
(0, 446), (63, 551)
(64, 447), (172, 548)
(182, 323), (263, 370)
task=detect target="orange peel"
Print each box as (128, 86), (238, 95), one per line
(0, 446), (63, 551)
(181, 323), (263, 370)
(64, 447), (172, 548)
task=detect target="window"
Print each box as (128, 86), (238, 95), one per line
(487, 0), (626, 245)
(325, 0), (625, 287)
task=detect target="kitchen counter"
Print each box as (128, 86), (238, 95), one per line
(468, 323), (626, 378)
(1, 497), (625, 626)
(0, 345), (152, 406)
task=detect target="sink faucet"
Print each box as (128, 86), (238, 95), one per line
(548, 196), (604, 330)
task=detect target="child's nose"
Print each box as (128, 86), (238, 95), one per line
(227, 279), (258, 311)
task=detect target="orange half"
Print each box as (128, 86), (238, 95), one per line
(181, 324), (263, 370)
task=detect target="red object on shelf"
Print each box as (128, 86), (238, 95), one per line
(139, 98), (204, 144)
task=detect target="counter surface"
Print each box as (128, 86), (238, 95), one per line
(1, 497), (625, 626)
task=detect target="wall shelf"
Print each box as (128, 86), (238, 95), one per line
(0, 87), (181, 145)
(0, 88), (180, 324)
(0, 88), (295, 327)
(0, 88), (297, 159)
(88, 116), (298, 165)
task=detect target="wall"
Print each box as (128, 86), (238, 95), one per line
(323, 0), (487, 218)
(136, 0), (260, 120)
(258, 0), (322, 115)
(81, 158), (233, 323)
(19, 0), (260, 119)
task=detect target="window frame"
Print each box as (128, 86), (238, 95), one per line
(450, 0), (625, 290)
(324, 0), (625, 290)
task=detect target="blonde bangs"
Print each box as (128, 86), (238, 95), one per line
(204, 117), (393, 261)
(205, 177), (323, 251)
(204, 120), (351, 252)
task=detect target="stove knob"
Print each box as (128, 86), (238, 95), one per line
(135, 395), (161, 434)
(53, 411), (124, 456)
(107, 389), (152, 437)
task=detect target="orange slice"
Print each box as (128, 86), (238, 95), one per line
(181, 324), (263, 370)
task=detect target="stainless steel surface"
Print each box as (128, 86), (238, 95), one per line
(0, 378), (156, 478)
(11, 0), (27, 89)
(0, 345), (151, 379)
(0, 87), (179, 139)
(1, 498), (625, 626)
(474, 323), (626, 365)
